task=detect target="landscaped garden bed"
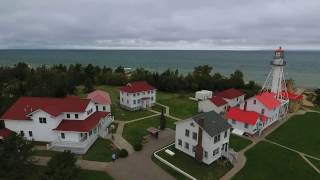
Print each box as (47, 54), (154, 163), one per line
(153, 144), (233, 180)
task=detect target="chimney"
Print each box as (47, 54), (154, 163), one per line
(244, 101), (247, 111)
(195, 118), (204, 162)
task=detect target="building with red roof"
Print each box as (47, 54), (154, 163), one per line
(198, 88), (245, 114)
(0, 96), (113, 154)
(120, 81), (156, 111)
(0, 128), (14, 140)
(87, 90), (112, 112)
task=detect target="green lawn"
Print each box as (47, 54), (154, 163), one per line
(232, 141), (319, 180)
(83, 138), (117, 162)
(307, 157), (320, 170)
(154, 144), (233, 180)
(229, 134), (252, 152)
(123, 115), (177, 146)
(34, 150), (61, 157)
(79, 169), (114, 180)
(266, 112), (320, 158)
(157, 91), (198, 119)
(77, 85), (156, 121)
(313, 107), (320, 112)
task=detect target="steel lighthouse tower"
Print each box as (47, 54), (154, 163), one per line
(262, 47), (289, 115)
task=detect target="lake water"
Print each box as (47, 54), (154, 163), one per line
(0, 50), (319, 88)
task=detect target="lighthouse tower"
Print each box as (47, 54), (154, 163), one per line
(262, 47), (289, 114)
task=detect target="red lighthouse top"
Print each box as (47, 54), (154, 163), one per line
(274, 46), (284, 59)
(276, 46), (284, 52)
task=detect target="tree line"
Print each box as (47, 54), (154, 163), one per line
(0, 62), (260, 117)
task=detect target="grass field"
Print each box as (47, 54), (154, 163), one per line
(157, 91), (198, 119)
(123, 115), (177, 146)
(154, 144), (233, 180)
(266, 112), (320, 158)
(83, 138), (117, 162)
(77, 85), (156, 121)
(229, 134), (252, 152)
(232, 141), (319, 180)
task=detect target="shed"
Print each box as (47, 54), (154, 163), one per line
(195, 90), (212, 100)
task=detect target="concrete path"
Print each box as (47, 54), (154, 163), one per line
(105, 129), (176, 180)
(111, 120), (134, 154)
(300, 154), (320, 174)
(124, 113), (160, 124)
(155, 102), (182, 121)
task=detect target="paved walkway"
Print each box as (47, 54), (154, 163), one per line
(111, 120), (134, 154)
(155, 102), (182, 121)
(105, 129), (176, 180)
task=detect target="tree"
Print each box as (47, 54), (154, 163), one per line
(159, 107), (166, 130)
(43, 151), (79, 180)
(0, 134), (34, 179)
(84, 78), (94, 93)
(315, 89), (320, 106)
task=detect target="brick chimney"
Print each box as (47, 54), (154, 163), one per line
(195, 118), (204, 162)
(244, 101), (247, 111)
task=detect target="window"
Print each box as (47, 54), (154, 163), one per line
(103, 106), (106, 111)
(87, 108), (93, 115)
(20, 131), (24, 137)
(133, 93), (136, 97)
(204, 151), (208, 158)
(67, 114), (70, 118)
(232, 120), (236, 124)
(253, 100), (256, 104)
(127, 100), (129, 104)
(137, 93), (140, 96)
(61, 133), (65, 139)
(184, 142), (189, 149)
(192, 132), (197, 140)
(121, 98), (124, 102)
(178, 139), (182, 146)
(192, 146), (196, 152)
(133, 100), (136, 104)
(245, 123), (249, 129)
(185, 129), (190, 137)
(89, 130), (92, 136)
(224, 130), (228, 138)
(261, 108), (265, 115)
(29, 131), (33, 137)
(75, 114), (79, 119)
(213, 148), (219, 156)
(96, 106), (98, 111)
(39, 117), (47, 124)
(214, 134), (221, 143)
(151, 97), (154, 101)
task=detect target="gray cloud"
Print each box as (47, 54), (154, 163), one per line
(0, 0), (320, 49)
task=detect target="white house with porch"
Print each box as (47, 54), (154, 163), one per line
(175, 111), (232, 165)
(0, 95), (113, 154)
(120, 81), (156, 111)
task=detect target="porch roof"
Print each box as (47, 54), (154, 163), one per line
(53, 111), (109, 132)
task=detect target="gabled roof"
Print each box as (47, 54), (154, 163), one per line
(215, 88), (245, 99)
(281, 91), (303, 101)
(53, 111), (109, 132)
(209, 96), (228, 107)
(192, 111), (231, 137)
(1, 96), (90, 121)
(0, 128), (14, 139)
(87, 90), (112, 104)
(256, 92), (281, 109)
(120, 81), (155, 93)
(227, 107), (268, 125)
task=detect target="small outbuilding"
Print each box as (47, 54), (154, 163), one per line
(195, 90), (212, 100)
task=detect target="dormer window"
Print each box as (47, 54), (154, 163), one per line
(39, 117), (47, 124)
(253, 100), (256, 104)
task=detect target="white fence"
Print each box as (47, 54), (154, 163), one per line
(153, 143), (197, 180)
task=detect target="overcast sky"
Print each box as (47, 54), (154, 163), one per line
(1, 0), (320, 50)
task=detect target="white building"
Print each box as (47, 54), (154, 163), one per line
(198, 88), (245, 114)
(175, 111), (231, 165)
(0, 96), (113, 154)
(195, 90), (212, 101)
(120, 81), (156, 111)
(227, 92), (281, 135)
(198, 96), (228, 114)
(87, 90), (112, 112)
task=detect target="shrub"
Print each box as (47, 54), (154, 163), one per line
(133, 143), (143, 151)
(118, 149), (128, 158)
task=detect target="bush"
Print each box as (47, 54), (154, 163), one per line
(133, 143), (143, 151)
(118, 149), (128, 158)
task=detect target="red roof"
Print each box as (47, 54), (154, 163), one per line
(209, 96), (228, 107)
(0, 128), (14, 139)
(1, 96), (90, 121)
(281, 91), (303, 101)
(275, 46), (284, 52)
(215, 88), (245, 99)
(54, 111), (109, 132)
(256, 92), (281, 109)
(87, 90), (112, 104)
(120, 81), (155, 93)
(227, 107), (268, 125)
